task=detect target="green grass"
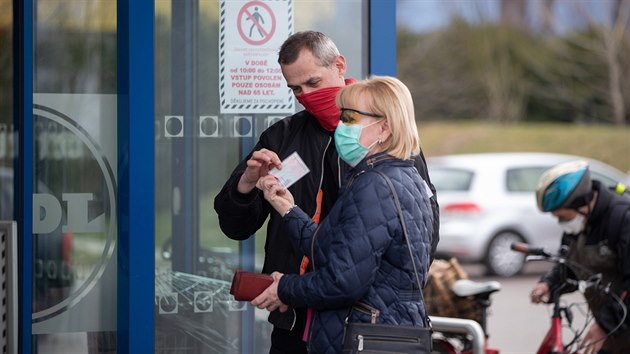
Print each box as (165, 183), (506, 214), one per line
(418, 121), (630, 174)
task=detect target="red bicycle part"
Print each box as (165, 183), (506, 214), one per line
(537, 316), (564, 354)
(432, 338), (459, 354)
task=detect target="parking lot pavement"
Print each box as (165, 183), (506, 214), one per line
(462, 263), (588, 354)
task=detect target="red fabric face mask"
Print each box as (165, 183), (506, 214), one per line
(296, 78), (356, 131)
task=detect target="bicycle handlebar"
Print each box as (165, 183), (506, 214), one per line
(566, 274), (608, 294)
(512, 242), (628, 346)
(511, 242), (607, 294)
(510, 242), (550, 257)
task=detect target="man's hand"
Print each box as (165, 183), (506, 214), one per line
(251, 272), (289, 313)
(530, 282), (550, 304)
(237, 149), (282, 194)
(579, 322), (606, 354)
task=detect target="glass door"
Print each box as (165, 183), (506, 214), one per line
(154, 1), (367, 353)
(31, 1), (119, 352)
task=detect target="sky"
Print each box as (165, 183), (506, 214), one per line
(396, 0), (615, 34)
(397, 0), (499, 32)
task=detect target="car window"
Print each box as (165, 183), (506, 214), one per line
(506, 167), (548, 192)
(506, 166), (622, 193)
(591, 171), (619, 188)
(429, 167), (474, 191)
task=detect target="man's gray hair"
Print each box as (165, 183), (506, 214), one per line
(278, 31), (340, 67)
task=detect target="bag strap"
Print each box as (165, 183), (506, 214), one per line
(373, 170), (423, 294)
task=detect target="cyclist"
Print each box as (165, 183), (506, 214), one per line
(530, 160), (630, 354)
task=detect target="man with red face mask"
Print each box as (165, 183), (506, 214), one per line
(214, 31), (439, 354)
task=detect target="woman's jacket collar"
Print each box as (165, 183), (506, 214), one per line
(354, 152), (414, 171)
(346, 152), (415, 186)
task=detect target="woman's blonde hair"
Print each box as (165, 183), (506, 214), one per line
(336, 76), (421, 160)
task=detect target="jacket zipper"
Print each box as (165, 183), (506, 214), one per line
(306, 138), (343, 352)
(307, 311), (316, 352)
(313, 137), (331, 219)
(304, 138), (331, 353)
(310, 226), (320, 271)
(352, 302), (381, 324)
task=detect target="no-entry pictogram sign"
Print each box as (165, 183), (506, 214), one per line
(220, 0), (293, 114)
(237, 1), (276, 46)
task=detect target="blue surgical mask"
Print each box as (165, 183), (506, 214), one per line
(334, 120), (381, 167)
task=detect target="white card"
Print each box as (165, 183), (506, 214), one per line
(269, 152), (310, 189)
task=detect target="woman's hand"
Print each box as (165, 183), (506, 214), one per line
(251, 272), (289, 313)
(256, 175), (295, 215)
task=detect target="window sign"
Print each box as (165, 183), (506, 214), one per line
(219, 0), (293, 114)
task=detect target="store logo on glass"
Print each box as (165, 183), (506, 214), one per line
(31, 104), (117, 323)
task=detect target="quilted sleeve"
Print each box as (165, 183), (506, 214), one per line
(278, 174), (394, 310)
(282, 207), (319, 256)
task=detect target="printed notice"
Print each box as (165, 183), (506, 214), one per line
(219, 0), (294, 114)
(269, 152), (310, 189)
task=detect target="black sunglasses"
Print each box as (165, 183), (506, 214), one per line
(340, 108), (384, 124)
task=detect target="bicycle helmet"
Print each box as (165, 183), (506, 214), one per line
(536, 160), (593, 212)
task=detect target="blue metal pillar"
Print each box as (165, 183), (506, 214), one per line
(117, 1), (155, 352)
(369, 0), (397, 76)
(15, 0), (33, 351)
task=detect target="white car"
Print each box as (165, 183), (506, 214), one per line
(429, 152), (629, 277)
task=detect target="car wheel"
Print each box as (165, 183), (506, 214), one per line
(484, 230), (526, 277)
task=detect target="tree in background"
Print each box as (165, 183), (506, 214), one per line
(399, 20), (538, 124)
(530, 0), (630, 126)
(397, 0), (630, 126)
(587, 0), (630, 125)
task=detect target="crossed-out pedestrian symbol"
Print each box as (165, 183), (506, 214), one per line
(237, 1), (276, 46)
(248, 6), (264, 38)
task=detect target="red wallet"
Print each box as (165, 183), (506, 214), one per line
(230, 269), (274, 301)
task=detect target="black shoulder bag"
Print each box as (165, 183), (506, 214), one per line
(341, 170), (432, 354)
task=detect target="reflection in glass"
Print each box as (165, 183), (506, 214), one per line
(0, 0), (14, 181)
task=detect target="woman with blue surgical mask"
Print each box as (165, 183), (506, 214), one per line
(252, 76), (434, 354)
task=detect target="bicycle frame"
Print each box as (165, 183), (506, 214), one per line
(512, 243), (601, 354)
(537, 281), (571, 354)
(536, 313), (563, 354)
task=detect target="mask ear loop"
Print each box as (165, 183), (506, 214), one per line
(364, 120), (386, 151)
